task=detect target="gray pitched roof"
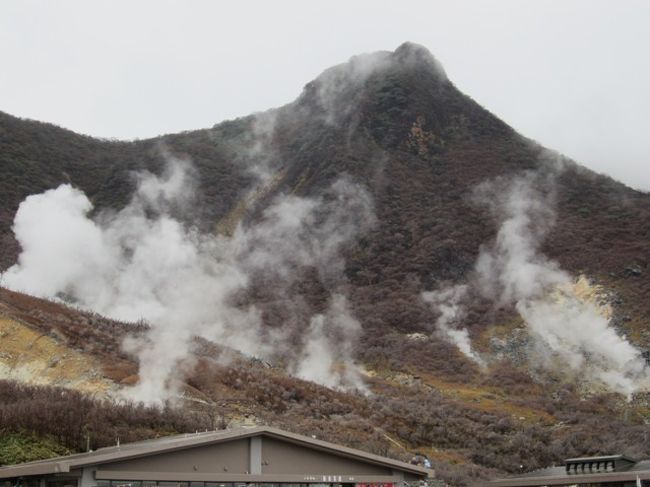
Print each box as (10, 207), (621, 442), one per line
(565, 454), (637, 464)
(0, 426), (432, 479)
(488, 459), (650, 486)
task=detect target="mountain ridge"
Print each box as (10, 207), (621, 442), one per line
(1, 41), (648, 366)
(1, 42), (649, 485)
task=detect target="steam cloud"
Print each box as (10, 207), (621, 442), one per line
(475, 171), (649, 395)
(421, 284), (485, 367)
(2, 158), (374, 403)
(421, 168), (649, 395)
(292, 294), (365, 390)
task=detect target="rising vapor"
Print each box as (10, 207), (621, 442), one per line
(421, 284), (485, 367)
(475, 171), (650, 395)
(420, 166), (649, 395)
(2, 157), (374, 403)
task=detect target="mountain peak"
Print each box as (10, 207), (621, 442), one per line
(305, 42), (448, 93)
(392, 41), (447, 80)
(294, 42), (449, 127)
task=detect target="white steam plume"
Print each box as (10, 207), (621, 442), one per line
(292, 294), (366, 391)
(475, 171), (649, 395)
(2, 158), (374, 402)
(474, 173), (568, 304)
(236, 177), (375, 286)
(421, 284), (485, 367)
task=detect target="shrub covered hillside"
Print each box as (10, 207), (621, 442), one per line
(1, 43), (648, 334)
(1, 289), (650, 486)
(0, 43), (649, 486)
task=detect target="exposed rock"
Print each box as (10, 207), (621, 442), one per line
(392, 372), (422, 387)
(624, 264), (643, 276)
(406, 332), (429, 341)
(489, 327), (531, 365)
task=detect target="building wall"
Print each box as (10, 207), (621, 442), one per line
(260, 438), (393, 476)
(0, 434), (427, 487)
(101, 439), (249, 475)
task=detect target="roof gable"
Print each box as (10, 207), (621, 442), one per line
(0, 426), (431, 480)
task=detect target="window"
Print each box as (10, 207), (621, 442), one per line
(48, 479), (78, 487)
(111, 481), (141, 487)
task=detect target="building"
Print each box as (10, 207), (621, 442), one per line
(489, 455), (650, 487)
(0, 426), (432, 487)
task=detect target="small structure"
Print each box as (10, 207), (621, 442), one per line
(0, 426), (432, 487)
(489, 455), (650, 486)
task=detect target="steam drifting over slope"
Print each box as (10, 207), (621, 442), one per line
(2, 41), (648, 406)
(3, 158), (375, 403)
(474, 170), (650, 395)
(421, 284), (485, 367)
(424, 165), (650, 395)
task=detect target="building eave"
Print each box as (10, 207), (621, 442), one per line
(0, 462), (71, 478)
(0, 426), (432, 480)
(488, 469), (650, 487)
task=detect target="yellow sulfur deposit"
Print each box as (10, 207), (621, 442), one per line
(0, 317), (115, 395)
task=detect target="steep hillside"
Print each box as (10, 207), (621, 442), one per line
(1, 43), (647, 330)
(1, 42), (650, 485)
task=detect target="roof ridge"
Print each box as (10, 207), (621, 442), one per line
(0, 426), (432, 479)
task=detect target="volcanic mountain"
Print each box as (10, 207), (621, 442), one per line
(0, 43), (649, 484)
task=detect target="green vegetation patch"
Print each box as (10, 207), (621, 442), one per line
(0, 432), (70, 466)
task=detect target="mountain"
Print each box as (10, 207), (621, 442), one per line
(0, 43), (649, 485)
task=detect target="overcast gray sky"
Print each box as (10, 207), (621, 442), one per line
(1, 0), (649, 190)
